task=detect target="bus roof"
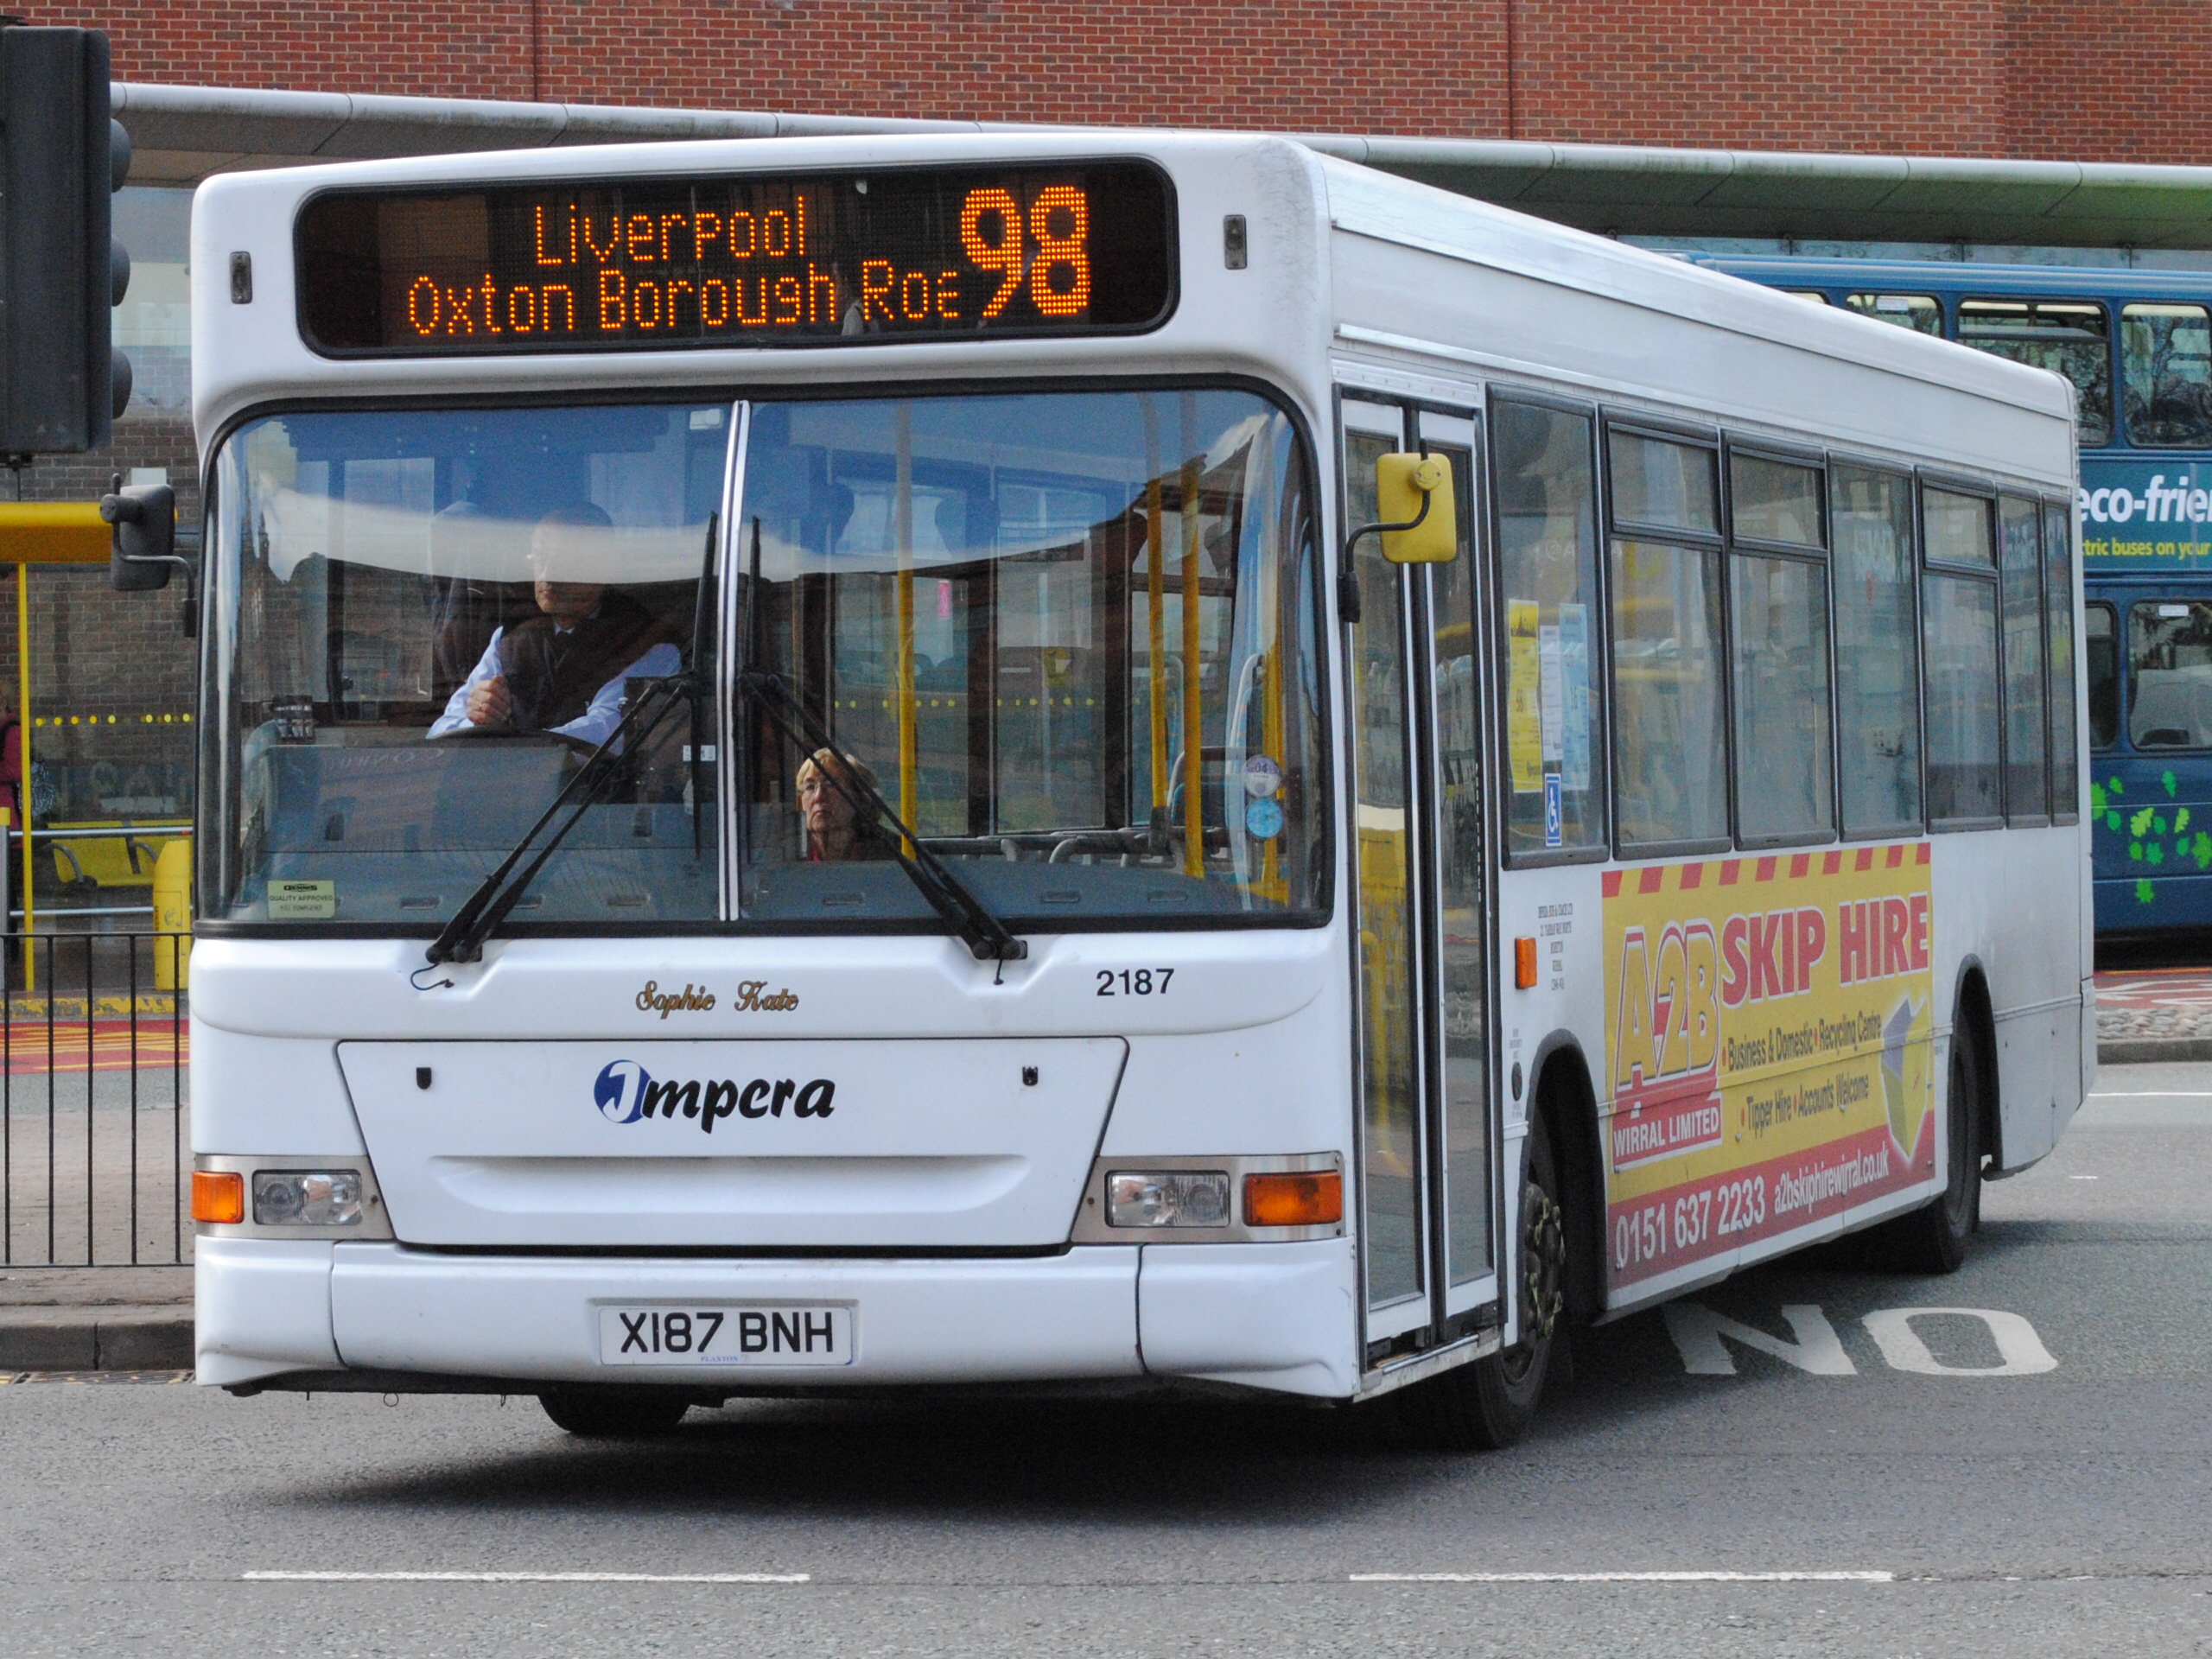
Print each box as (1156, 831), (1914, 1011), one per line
(1317, 157), (2076, 486)
(190, 130), (2079, 488)
(1688, 252), (2212, 303)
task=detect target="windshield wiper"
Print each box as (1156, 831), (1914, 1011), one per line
(423, 674), (698, 967)
(734, 664), (1027, 968)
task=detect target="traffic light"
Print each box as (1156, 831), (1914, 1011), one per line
(0, 26), (131, 455)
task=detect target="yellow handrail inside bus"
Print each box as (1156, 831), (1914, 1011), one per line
(1179, 423), (1204, 880)
(1145, 398), (1166, 818)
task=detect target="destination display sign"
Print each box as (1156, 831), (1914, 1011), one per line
(295, 162), (1176, 356)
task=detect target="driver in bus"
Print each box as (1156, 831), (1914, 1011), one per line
(798, 748), (894, 862)
(428, 502), (680, 748)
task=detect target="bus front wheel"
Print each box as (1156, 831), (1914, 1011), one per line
(540, 1386), (693, 1438)
(1406, 1117), (1565, 1452)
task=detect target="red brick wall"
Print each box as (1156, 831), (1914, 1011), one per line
(2000, 1), (2212, 164)
(35, 0), (2212, 160)
(1509, 0), (2005, 155)
(47, 0), (2212, 161)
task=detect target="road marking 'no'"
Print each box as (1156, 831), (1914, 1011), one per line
(1663, 1303), (2057, 1377)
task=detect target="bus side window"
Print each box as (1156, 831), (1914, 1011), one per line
(1491, 398), (1605, 858)
(1608, 428), (1726, 850)
(1727, 451), (1833, 845)
(2085, 601), (2119, 754)
(1958, 299), (2112, 449)
(2121, 303), (2212, 449)
(2044, 504), (2082, 817)
(1922, 486), (2003, 827)
(1844, 293), (1942, 336)
(1832, 466), (1923, 836)
(2127, 599), (2212, 751)
(1999, 496), (2050, 823)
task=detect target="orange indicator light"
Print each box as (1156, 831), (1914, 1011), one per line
(1243, 1170), (1344, 1229)
(1514, 937), (1538, 989)
(192, 1170), (245, 1225)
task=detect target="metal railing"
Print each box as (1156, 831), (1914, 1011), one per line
(0, 931), (189, 1268)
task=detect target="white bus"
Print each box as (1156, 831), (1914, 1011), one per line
(160, 130), (2089, 1446)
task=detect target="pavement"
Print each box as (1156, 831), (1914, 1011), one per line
(0, 1265), (189, 1372)
(0, 1065), (2204, 1656)
(2094, 963), (2212, 1060)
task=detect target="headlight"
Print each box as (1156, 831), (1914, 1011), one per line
(1106, 1170), (1231, 1228)
(252, 1169), (365, 1227)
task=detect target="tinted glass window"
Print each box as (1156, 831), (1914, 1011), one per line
(1731, 454), (1823, 548)
(737, 389), (1326, 924)
(1611, 539), (1726, 847)
(2128, 600), (2212, 750)
(1925, 487), (1995, 568)
(1344, 422), (1421, 1307)
(1493, 401), (1605, 857)
(1832, 467), (1921, 835)
(1924, 573), (2002, 823)
(1999, 497), (2049, 818)
(1610, 431), (1719, 536)
(1731, 552), (1833, 842)
(2086, 601), (2119, 751)
(2122, 302), (2212, 449)
(2044, 503), (2078, 815)
(204, 404), (727, 927)
(1958, 299), (2111, 448)
(1845, 293), (1942, 335)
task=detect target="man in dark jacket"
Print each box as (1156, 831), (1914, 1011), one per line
(428, 503), (679, 747)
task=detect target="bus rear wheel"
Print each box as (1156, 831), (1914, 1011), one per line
(1406, 1117), (1565, 1452)
(1873, 1026), (1981, 1275)
(540, 1386), (694, 1438)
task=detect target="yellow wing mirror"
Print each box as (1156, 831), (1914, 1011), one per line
(1376, 452), (1457, 563)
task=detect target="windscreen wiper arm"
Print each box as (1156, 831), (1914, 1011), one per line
(423, 674), (696, 968)
(734, 666), (1027, 967)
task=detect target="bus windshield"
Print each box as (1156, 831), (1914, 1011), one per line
(203, 402), (728, 929)
(201, 386), (1327, 931)
(732, 389), (1327, 925)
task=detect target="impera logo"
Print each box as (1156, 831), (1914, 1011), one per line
(594, 1059), (836, 1134)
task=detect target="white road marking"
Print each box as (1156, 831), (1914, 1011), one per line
(1663, 1304), (1855, 1376)
(243, 1572), (809, 1584)
(1862, 1309), (2057, 1377)
(1351, 1571), (1892, 1584)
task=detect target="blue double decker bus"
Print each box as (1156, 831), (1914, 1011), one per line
(1696, 257), (2212, 944)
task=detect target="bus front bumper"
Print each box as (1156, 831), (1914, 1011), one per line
(194, 1236), (1357, 1399)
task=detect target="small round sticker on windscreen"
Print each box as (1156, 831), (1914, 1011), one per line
(1244, 755), (1283, 798)
(1246, 798), (1285, 840)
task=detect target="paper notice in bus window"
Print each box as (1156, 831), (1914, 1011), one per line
(1559, 603), (1592, 792)
(1507, 599), (1543, 791)
(1538, 623), (1565, 766)
(1600, 845), (1940, 1298)
(268, 879), (336, 920)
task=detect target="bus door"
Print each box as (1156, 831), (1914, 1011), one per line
(1342, 398), (1500, 1361)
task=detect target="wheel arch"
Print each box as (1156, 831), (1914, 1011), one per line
(1949, 953), (1999, 1173)
(1525, 1030), (1605, 1328)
